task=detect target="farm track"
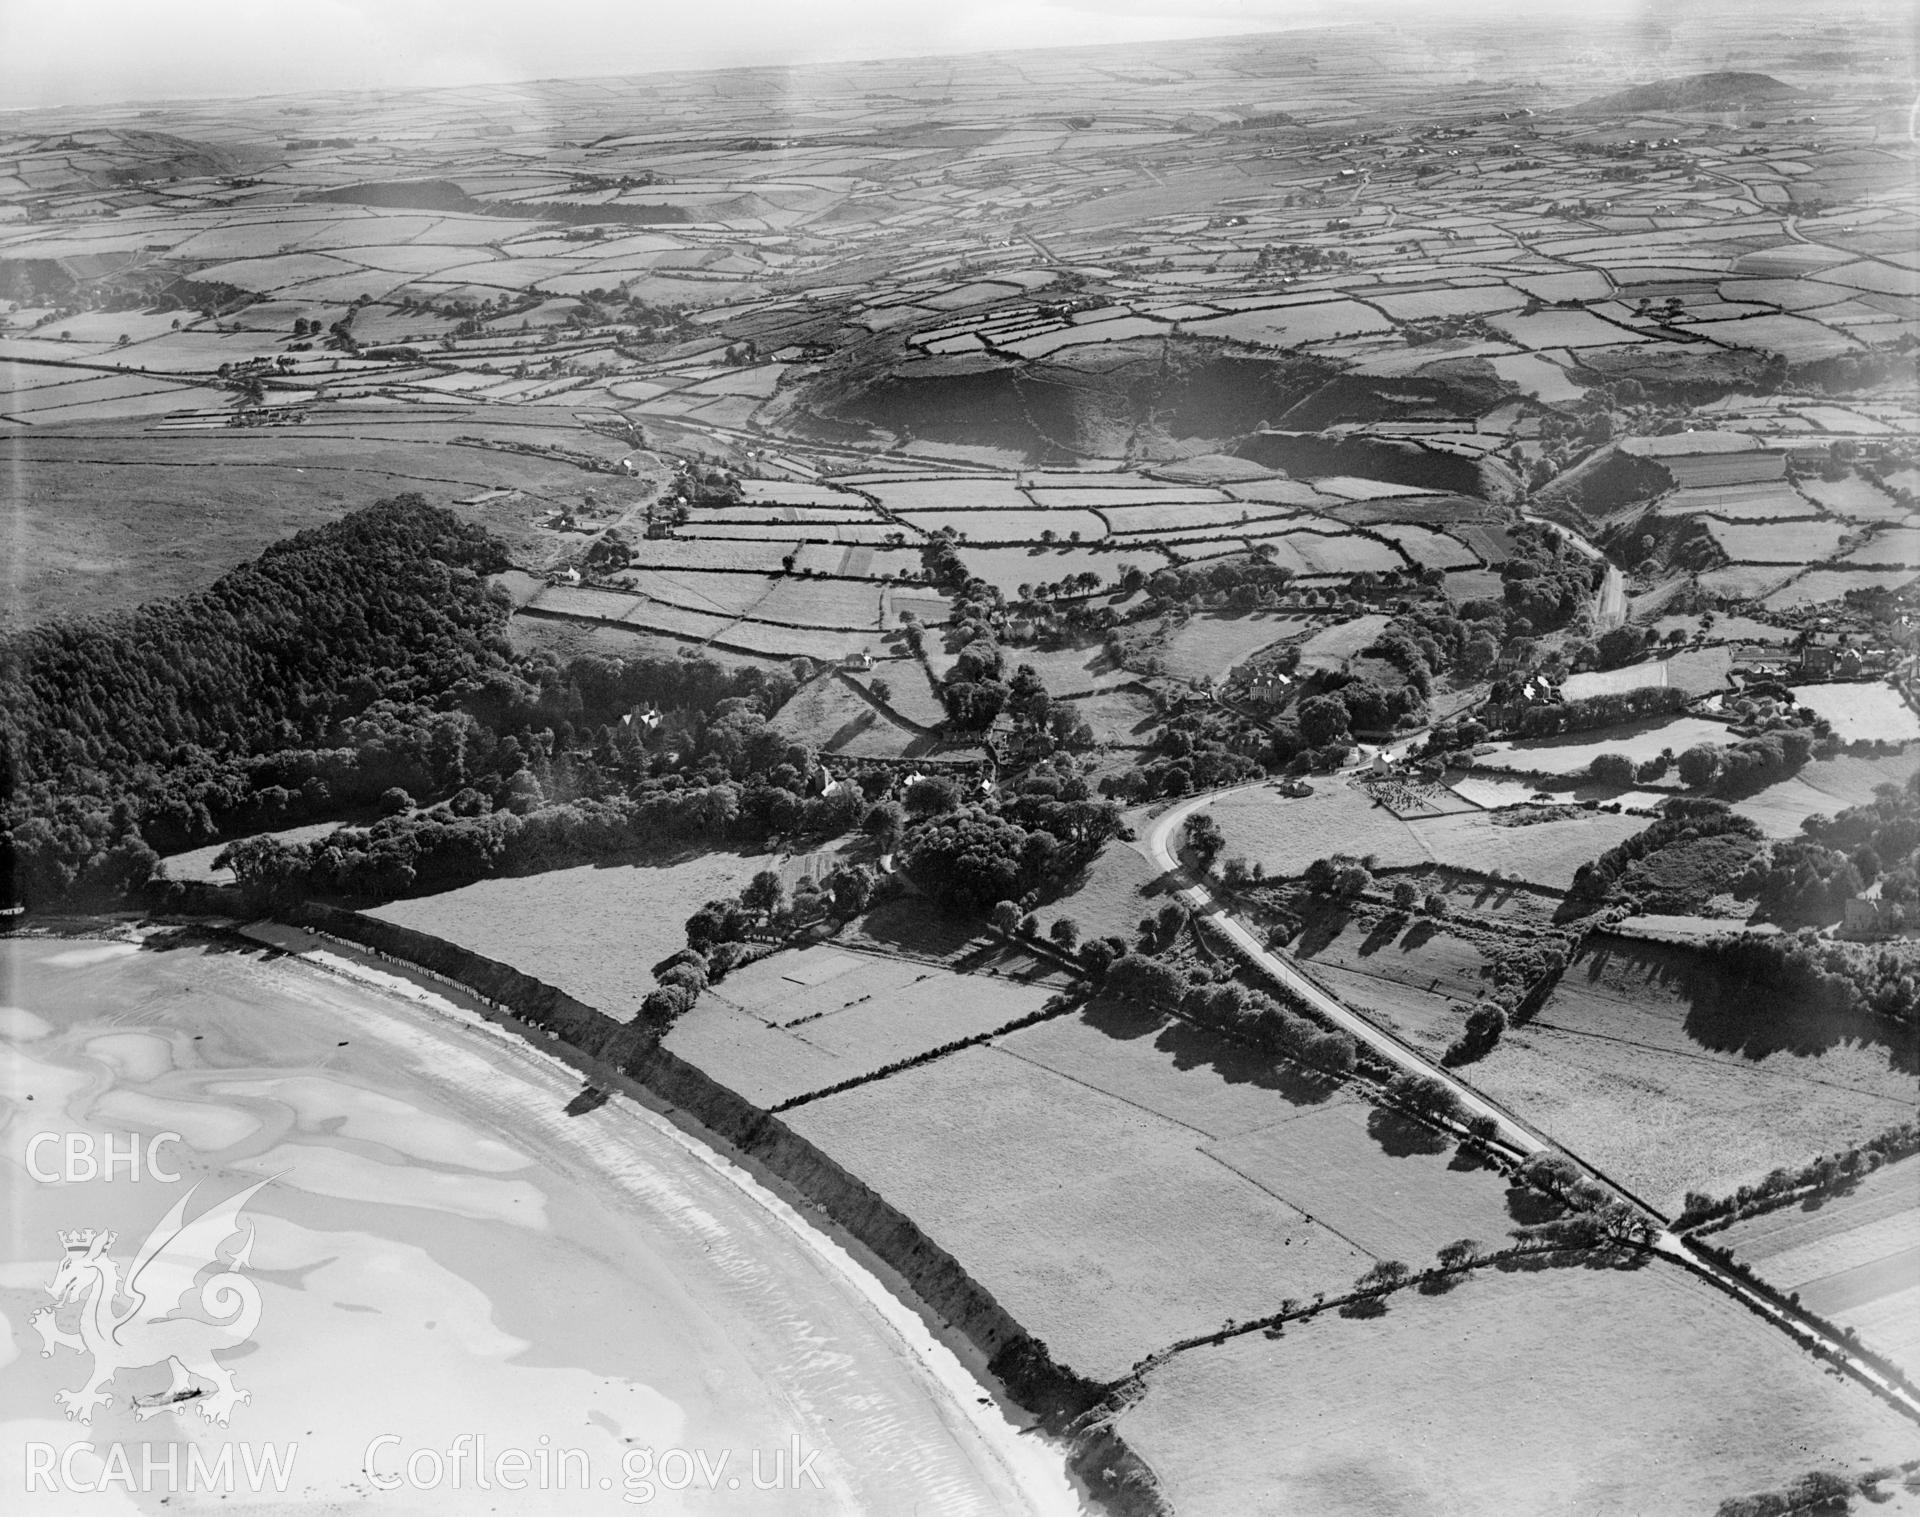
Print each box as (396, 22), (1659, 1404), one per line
(1140, 782), (1920, 1424)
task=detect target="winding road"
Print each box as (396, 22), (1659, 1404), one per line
(1137, 785), (1920, 1425)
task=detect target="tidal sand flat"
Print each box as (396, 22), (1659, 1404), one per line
(0, 935), (1080, 1514)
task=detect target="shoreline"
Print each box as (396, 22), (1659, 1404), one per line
(9, 912), (1145, 1515)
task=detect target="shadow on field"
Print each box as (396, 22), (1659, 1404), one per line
(1081, 994), (1163, 1042)
(1293, 899), (1354, 959)
(1357, 911), (1408, 958)
(1398, 918), (1439, 953)
(1077, 996), (1343, 1108)
(1505, 1184), (1567, 1226)
(1365, 1106), (1450, 1158)
(1571, 936), (1918, 1074)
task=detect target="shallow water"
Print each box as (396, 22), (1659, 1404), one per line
(0, 935), (1083, 1515)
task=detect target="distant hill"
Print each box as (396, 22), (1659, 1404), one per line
(1570, 71), (1799, 116)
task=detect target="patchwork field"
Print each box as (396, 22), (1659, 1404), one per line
(665, 945), (1055, 1108)
(1469, 936), (1918, 1215)
(1115, 1264), (1920, 1517)
(1720, 1158), (1920, 1382)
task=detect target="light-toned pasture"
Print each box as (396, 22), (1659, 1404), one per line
(1477, 716), (1734, 778)
(1791, 683), (1920, 745)
(1116, 1265), (1920, 1517)
(784, 1044), (1373, 1381)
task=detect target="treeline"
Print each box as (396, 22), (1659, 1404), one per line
(1678, 727), (1817, 793)
(1511, 683), (1689, 739)
(1099, 951), (1360, 1077)
(1698, 928), (1920, 1027)
(1142, 556), (1297, 609)
(1682, 1118), (1920, 1231)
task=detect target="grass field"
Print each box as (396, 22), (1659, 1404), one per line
(1008, 642), (1138, 696)
(784, 1042), (1375, 1381)
(1469, 936), (1917, 1214)
(1209, 783), (1432, 877)
(1559, 647), (1731, 702)
(1792, 683), (1920, 745)
(1407, 809), (1646, 891)
(1290, 910), (1494, 1053)
(1733, 751), (1918, 837)
(1720, 1158), (1920, 1381)
(1479, 715), (1733, 778)
(1706, 517), (1849, 564)
(1159, 612), (1300, 682)
(1062, 687), (1157, 746)
(998, 999), (1524, 1273)
(1115, 1262), (1920, 1517)
(366, 848), (790, 1018)
(1296, 615), (1392, 671)
(772, 673), (926, 757)
(1767, 569), (1919, 610)
(1048, 838), (1173, 942)
(664, 946), (1054, 1108)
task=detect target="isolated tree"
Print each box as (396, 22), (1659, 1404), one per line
(1182, 813), (1225, 868)
(870, 677), (892, 704)
(1436, 1238), (1480, 1269)
(1049, 917), (1081, 950)
(989, 900), (1022, 935)
(741, 869), (785, 921)
(1424, 891), (1450, 918)
(1392, 879), (1419, 911)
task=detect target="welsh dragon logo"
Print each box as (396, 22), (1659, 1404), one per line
(31, 1177), (273, 1427)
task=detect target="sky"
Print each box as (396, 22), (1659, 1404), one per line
(0, 0), (1362, 111)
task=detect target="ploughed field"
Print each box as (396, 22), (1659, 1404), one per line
(1721, 1157), (1920, 1384)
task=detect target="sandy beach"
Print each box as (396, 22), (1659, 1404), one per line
(0, 932), (1082, 1515)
